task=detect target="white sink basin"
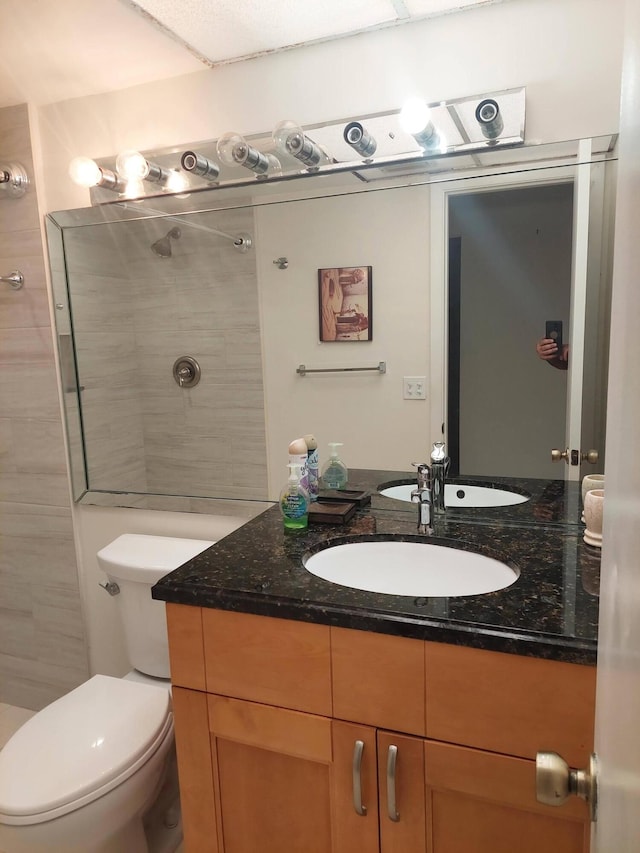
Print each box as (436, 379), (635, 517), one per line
(303, 540), (518, 597)
(379, 482), (529, 508)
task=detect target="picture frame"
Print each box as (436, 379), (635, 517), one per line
(318, 266), (372, 342)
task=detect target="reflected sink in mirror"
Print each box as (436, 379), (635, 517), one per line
(379, 482), (530, 508)
(303, 537), (519, 597)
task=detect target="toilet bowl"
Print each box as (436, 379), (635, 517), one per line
(0, 534), (214, 853)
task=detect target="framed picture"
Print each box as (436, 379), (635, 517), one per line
(318, 266), (372, 342)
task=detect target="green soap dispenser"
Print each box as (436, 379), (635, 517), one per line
(279, 462), (310, 529)
(321, 442), (348, 490)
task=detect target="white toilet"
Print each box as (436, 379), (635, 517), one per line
(0, 533), (213, 853)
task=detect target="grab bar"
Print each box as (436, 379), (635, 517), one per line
(0, 271), (24, 290)
(297, 361), (386, 377)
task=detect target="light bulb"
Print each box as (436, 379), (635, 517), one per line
(216, 132), (280, 178)
(164, 170), (189, 194)
(68, 157), (102, 188)
(399, 98), (431, 135)
(399, 98), (440, 151)
(121, 178), (145, 199)
(272, 120), (325, 169)
(116, 150), (150, 181)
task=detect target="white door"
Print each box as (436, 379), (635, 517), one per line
(592, 0), (640, 846)
(430, 159), (600, 481)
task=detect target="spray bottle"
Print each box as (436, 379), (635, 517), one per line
(303, 434), (319, 501)
(288, 437), (309, 495)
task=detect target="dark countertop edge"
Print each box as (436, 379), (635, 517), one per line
(154, 584), (597, 666)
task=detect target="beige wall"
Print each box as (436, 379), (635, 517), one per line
(256, 185), (430, 494)
(0, 104), (89, 709)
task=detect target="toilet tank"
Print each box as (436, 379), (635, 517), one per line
(96, 534), (214, 678)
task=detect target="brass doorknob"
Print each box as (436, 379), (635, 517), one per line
(536, 751), (598, 822)
(582, 450), (599, 464)
(551, 448), (569, 463)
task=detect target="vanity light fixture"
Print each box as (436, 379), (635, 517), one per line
(115, 149), (169, 185)
(475, 98), (504, 142)
(180, 150), (220, 182)
(216, 132), (280, 179)
(0, 162), (29, 198)
(343, 121), (377, 158)
(68, 157), (124, 193)
(272, 121), (327, 170)
(399, 98), (442, 153)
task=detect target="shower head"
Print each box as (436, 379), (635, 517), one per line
(151, 226), (181, 258)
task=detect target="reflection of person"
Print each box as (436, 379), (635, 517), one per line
(536, 337), (569, 371)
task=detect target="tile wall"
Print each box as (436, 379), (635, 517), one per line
(0, 104), (89, 709)
(64, 222), (147, 493)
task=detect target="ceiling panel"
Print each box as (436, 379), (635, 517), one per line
(128, 0), (398, 63)
(127, 0), (510, 65)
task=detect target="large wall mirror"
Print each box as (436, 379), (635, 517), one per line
(46, 136), (616, 519)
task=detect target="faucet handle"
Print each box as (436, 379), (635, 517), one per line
(411, 462), (431, 487)
(430, 442), (449, 462)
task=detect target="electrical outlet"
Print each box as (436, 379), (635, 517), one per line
(403, 376), (426, 400)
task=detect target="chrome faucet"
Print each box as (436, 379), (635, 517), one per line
(411, 462), (433, 535)
(430, 441), (450, 515)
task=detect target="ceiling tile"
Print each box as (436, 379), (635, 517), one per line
(130, 0), (399, 64)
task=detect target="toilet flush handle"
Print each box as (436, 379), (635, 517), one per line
(99, 580), (120, 596)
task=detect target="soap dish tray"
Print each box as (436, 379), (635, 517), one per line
(309, 501), (358, 525)
(317, 489), (371, 507)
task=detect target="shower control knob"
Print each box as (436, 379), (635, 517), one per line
(172, 356), (201, 389)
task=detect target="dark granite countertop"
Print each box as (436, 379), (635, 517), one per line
(153, 472), (600, 665)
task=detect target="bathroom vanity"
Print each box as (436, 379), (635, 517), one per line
(153, 479), (599, 853)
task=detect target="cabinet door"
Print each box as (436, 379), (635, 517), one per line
(332, 721), (380, 853)
(424, 740), (590, 853)
(377, 730), (427, 853)
(208, 694), (335, 853)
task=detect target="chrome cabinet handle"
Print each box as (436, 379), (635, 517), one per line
(386, 744), (400, 822)
(352, 740), (367, 816)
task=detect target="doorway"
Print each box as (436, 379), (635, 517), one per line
(447, 183), (574, 480)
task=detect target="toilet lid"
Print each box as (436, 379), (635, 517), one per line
(0, 675), (171, 819)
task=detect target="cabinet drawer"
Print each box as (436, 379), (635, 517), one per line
(425, 643), (596, 766)
(202, 610), (332, 716)
(332, 627), (426, 735)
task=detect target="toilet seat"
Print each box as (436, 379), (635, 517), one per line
(0, 675), (172, 826)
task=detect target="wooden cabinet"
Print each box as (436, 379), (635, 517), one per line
(167, 604), (595, 853)
(424, 741), (590, 853)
